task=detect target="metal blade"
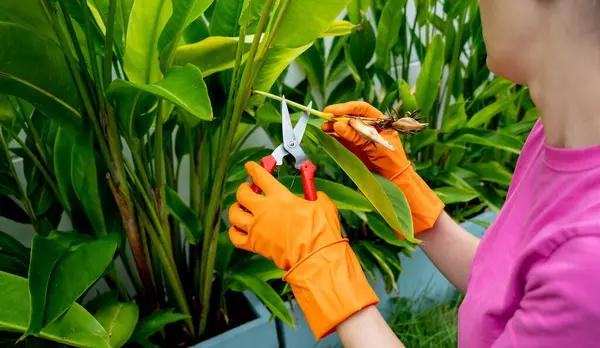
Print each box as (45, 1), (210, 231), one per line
(281, 96), (297, 146)
(270, 145), (287, 165)
(293, 101), (311, 142)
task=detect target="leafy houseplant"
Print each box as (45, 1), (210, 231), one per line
(0, 0), (416, 346)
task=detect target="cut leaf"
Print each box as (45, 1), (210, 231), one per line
(27, 233), (119, 335)
(414, 34), (444, 120)
(228, 274), (293, 326)
(0, 271), (110, 348)
(165, 186), (202, 244)
(94, 302), (139, 348)
(108, 64), (213, 123)
(305, 125), (416, 242)
(279, 176), (373, 212)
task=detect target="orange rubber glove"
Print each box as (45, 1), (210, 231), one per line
(322, 101), (444, 234)
(228, 161), (379, 340)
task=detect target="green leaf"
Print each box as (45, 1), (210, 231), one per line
(0, 230), (29, 264)
(228, 274), (293, 326)
(399, 80), (417, 112)
(0, 22), (80, 131)
(466, 92), (519, 128)
(0, 253), (28, 277)
(0, 93), (17, 126)
(322, 20), (357, 37)
(366, 214), (413, 249)
(158, 0), (214, 52)
(0, 271), (110, 348)
(215, 231), (235, 276)
(249, 44), (312, 106)
(375, 0), (408, 71)
(124, 0), (173, 84)
(230, 256), (285, 282)
(54, 129), (75, 213)
(108, 64), (213, 123)
(357, 241), (398, 294)
(373, 175), (413, 237)
(348, 20), (375, 70)
(27, 233), (119, 335)
(129, 309), (188, 343)
(71, 129), (106, 237)
(305, 125), (417, 242)
(434, 187), (479, 204)
(210, 0), (245, 37)
(271, 0), (350, 49)
(174, 36), (252, 77)
(474, 77), (514, 101)
(165, 186), (202, 244)
(464, 162), (513, 186)
(84, 291), (120, 315)
(279, 176), (373, 212)
(351, 242), (377, 282)
(446, 129), (524, 155)
(94, 302), (139, 348)
(414, 34), (444, 120)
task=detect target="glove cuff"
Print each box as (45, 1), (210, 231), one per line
(283, 239), (379, 340)
(390, 166), (445, 234)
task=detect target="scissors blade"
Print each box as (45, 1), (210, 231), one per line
(281, 96), (297, 145)
(293, 101), (311, 142)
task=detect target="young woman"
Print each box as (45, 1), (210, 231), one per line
(228, 1), (600, 346)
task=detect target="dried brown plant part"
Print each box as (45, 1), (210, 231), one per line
(392, 117), (429, 133)
(349, 119), (396, 151)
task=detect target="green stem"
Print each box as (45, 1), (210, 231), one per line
(17, 111), (49, 172)
(233, 125), (259, 154)
(1, 125), (70, 217)
(103, 0), (118, 91)
(154, 101), (171, 249)
(253, 90), (333, 119)
(107, 262), (129, 300)
(198, 0), (275, 335)
(138, 205), (194, 335)
(0, 132), (36, 225)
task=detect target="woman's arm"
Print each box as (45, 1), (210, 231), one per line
(337, 305), (405, 348)
(419, 211), (480, 293)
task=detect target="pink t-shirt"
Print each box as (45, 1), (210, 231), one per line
(458, 118), (600, 347)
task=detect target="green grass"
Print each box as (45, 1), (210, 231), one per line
(387, 294), (464, 348)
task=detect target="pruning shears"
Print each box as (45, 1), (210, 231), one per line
(250, 97), (318, 201)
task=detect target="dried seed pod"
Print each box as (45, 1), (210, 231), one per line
(349, 119), (395, 151)
(392, 117), (429, 133)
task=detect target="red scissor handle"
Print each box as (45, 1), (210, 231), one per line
(300, 160), (317, 201)
(251, 155), (277, 194)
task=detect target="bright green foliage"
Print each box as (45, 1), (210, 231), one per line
(94, 302), (139, 348)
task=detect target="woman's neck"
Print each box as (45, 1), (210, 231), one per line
(528, 41), (600, 149)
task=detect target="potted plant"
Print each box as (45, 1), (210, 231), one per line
(0, 0), (419, 346)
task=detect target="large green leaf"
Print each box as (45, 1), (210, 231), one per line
(305, 125), (416, 242)
(228, 274), (293, 326)
(270, 0), (350, 48)
(0, 253), (28, 277)
(464, 162), (513, 186)
(249, 44), (312, 105)
(94, 302), (139, 348)
(174, 36), (252, 77)
(0, 230), (29, 264)
(0, 272), (110, 348)
(399, 80), (417, 112)
(466, 92), (520, 128)
(373, 175), (413, 234)
(165, 186), (202, 244)
(447, 129), (524, 155)
(129, 309), (188, 345)
(159, 0), (214, 52)
(279, 176), (373, 212)
(108, 64), (213, 125)
(209, 0), (245, 37)
(71, 129), (106, 237)
(414, 34), (444, 120)
(124, 0), (172, 84)
(366, 214), (414, 249)
(53, 129), (75, 213)
(0, 22), (80, 131)
(27, 233), (119, 335)
(0, 0), (57, 43)
(375, 0), (408, 71)
(230, 255), (285, 282)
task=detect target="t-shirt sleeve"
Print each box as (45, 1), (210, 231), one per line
(492, 235), (600, 347)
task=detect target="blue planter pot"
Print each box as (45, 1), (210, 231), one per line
(276, 211), (497, 348)
(191, 291), (278, 348)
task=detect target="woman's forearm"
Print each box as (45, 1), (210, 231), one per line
(418, 211), (480, 293)
(337, 305), (405, 348)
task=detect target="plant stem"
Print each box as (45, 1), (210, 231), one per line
(1, 125), (70, 216)
(154, 101), (171, 249)
(252, 90), (334, 120)
(199, 0), (276, 335)
(233, 125), (259, 153)
(0, 132), (36, 225)
(18, 111), (48, 172)
(103, 0), (117, 91)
